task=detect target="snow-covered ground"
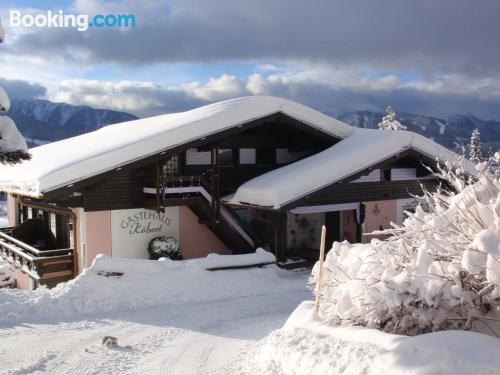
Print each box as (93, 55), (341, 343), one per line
(0, 256), (310, 374)
(238, 301), (500, 375)
(1, 244), (500, 374)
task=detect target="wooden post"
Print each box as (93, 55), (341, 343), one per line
(315, 225), (327, 312)
(210, 144), (219, 225)
(155, 161), (161, 213)
(215, 145), (220, 222)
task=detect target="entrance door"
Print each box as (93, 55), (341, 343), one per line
(325, 211), (341, 250)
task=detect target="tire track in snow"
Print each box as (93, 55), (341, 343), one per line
(195, 345), (215, 374)
(160, 331), (202, 375)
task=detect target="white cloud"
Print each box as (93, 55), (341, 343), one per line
(180, 74), (247, 101)
(46, 65), (500, 120)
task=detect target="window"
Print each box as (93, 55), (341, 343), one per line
(186, 148), (211, 165)
(391, 168), (417, 181)
(163, 155), (179, 175)
(239, 148), (256, 164)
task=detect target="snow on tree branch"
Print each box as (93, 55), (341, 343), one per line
(378, 106), (407, 130)
(312, 156), (500, 336)
(0, 18), (31, 165)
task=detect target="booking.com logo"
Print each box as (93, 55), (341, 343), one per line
(9, 10), (136, 32)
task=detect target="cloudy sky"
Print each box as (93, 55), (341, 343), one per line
(0, 0), (499, 119)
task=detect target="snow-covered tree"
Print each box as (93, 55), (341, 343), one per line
(378, 106), (407, 130)
(487, 145), (495, 160)
(470, 128), (483, 164)
(312, 157), (500, 336)
(0, 18), (30, 165)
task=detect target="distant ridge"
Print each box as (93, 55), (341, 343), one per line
(1, 96), (498, 153)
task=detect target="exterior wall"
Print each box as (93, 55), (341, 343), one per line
(341, 210), (358, 243)
(363, 200), (397, 242)
(7, 194), (17, 227)
(179, 206), (229, 259)
(84, 207), (229, 264)
(85, 210), (112, 267)
(14, 268), (35, 290)
(287, 212), (325, 250)
(396, 198), (420, 224)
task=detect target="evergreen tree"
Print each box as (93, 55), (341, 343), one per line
(487, 145), (495, 160)
(469, 128), (483, 163)
(378, 106), (407, 130)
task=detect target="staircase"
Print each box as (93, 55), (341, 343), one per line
(144, 177), (256, 253)
(189, 202), (253, 253)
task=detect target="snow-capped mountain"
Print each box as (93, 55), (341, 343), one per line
(323, 110), (500, 152)
(5, 97), (138, 144)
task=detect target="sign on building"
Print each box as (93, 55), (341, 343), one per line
(111, 208), (180, 259)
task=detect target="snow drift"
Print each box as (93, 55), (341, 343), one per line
(242, 301), (500, 375)
(0, 250), (288, 325)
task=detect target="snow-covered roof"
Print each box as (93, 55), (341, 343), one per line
(0, 96), (354, 197)
(224, 128), (465, 209)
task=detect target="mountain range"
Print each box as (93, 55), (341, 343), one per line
(6, 97), (138, 146)
(328, 110), (500, 152)
(2, 97), (499, 152)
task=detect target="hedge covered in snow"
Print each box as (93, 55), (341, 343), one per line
(312, 156), (500, 336)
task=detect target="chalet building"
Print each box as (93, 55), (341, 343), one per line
(0, 96), (459, 289)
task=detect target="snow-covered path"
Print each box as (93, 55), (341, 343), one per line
(0, 270), (310, 375)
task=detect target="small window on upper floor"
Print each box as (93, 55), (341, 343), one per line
(186, 148), (211, 165)
(163, 155), (179, 175)
(239, 148), (256, 164)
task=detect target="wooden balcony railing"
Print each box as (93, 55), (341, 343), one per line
(160, 174), (210, 193)
(0, 230), (75, 286)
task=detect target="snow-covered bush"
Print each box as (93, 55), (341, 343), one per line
(148, 236), (182, 260)
(0, 260), (15, 288)
(0, 18), (30, 165)
(312, 155), (500, 336)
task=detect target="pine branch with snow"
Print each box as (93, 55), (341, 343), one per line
(378, 106), (407, 130)
(312, 156), (500, 336)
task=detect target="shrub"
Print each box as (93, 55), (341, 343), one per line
(147, 236), (182, 261)
(312, 155), (500, 336)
